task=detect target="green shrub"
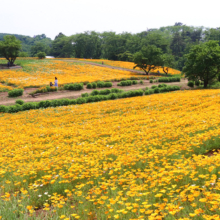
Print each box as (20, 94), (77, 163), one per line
(76, 98), (86, 104)
(104, 82), (112, 87)
(187, 81), (194, 88)
(16, 99), (24, 105)
(145, 87), (149, 90)
(154, 88), (160, 93)
(81, 93), (89, 97)
(117, 80), (132, 86)
(151, 85), (157, 89)
(150, 79), (153, 83)
(86, 83), (92, 89)
(99, 89), (111, 95)
(132, 80), (138, 85)
(8, 89), (24, 97)
(0, 105), (8, 113)
(92, 82), (97, 89)
(61, 98), (70, 106)
(38, 100), (51, 108)
(22, 102), (36, 110)
(110, 88), (122, 93)
(149, 89), (154, 94)
(97, 81), (105, 88)
(108, 93), (118, 100)
(37, 51), (46, 59)
(64, 83), (83, 91)
(91, 90), (100, 96)
(158, 77), (181, 82)
(8, 104), (22, 113)
(70, 99), (77, 105)
(145, 90), (150, 95)
(195, 80), (200, 86)
(140, 80), (143, 84)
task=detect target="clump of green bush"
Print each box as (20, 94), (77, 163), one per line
(150, 79), (153, 83)
(8, 89), (24, 97)
(15, 99), (24, 105)
(64, 83), (83, 91)
(117, 80), (138, 86)
(96, 81), (113, 88)
(82, 88), (123, 98)
(158, 77), (181, 82)
(187, 81), (194, 88)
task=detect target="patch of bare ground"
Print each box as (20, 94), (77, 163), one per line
(0, 80), (189, 106)
(204, 149), (220, 157)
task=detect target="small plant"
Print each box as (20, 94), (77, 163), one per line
(8, 89), (24, 97)
(150, 79), (153, 83)
(86, 83), (92, 89)
(195, 80), (200, 86)
(37, 51), (46, 59)
(187, 81), (194, 88)
(140, 80), (143, 84)
(64, 83), (83, 91)
(92, 82), (97, 89)
(15, 99), (24, 105)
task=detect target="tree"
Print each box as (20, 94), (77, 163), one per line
(162, 54), (176, 74)
(19, 51), (29, 57)
(183, 41), (220, 88)
(37, 51), (46, 59)
(31, 42), (50, 57)
(0, 35), (21, 65)
(133, 45), (164, 75)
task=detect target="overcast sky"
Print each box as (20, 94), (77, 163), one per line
(1, 0), (219, 40)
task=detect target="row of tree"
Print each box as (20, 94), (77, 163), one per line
(2, 23), (220, 70)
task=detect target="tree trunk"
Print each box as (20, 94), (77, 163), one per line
(204, 80), (208, 88)
(163, 67), (168, 75)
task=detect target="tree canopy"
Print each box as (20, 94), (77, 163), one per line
(0, 35), (22, 65)
(183, 41), (220, 88)
(133, 45), (164, 75)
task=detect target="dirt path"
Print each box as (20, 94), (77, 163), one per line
(0, 80), (189, 106)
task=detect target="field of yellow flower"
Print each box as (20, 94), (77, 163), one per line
(1, 89), (220, 219)
(76, 59), (181, 75)
(0, 59), (143, 88)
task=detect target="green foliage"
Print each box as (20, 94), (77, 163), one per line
(96, 81), (112, 88)
(195, 80), (200, 86)
(151, 85), (157, 89)
(158, 77), (181, 82)
(140, 80), (143, 84)
(76, 98), (86, 104)
(0, 105), (8, 113)
(86, 83), (92, 89)
(183, 41), (220, 88)
(19, 51), (29, 57)
(8, 89), (24, 97)
(37, 51), (46, 59)
(187, 81), (194, 88)
(150, 79), (153, 83)
(133, 45), (164, 75)
(117, 80), (132, 86)
(0, 35), (22, 65)
(15, 99), (24, 105)
(64, 83), (83, 91)
(91, 82), (97, 89)
(81, 93), (89, 97)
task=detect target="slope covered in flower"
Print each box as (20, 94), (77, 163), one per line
(0, 90), (220, 219)
(77, 59), (181, 75)
(0, 59), (139, 88)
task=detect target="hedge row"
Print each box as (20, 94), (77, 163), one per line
(117, 80), (138, 86)
(0, 89), (144, 114)
(158, 77), (181, 82)
(82, 88), (123, 97)
(30, 86), (57, 95)
(87, 81), (112, 89)
(8, 89), (24, 97)
(64, 83), (84, 91)
(145, 84), (180, 95)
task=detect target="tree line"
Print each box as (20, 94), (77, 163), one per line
(1, 23), (220, 71)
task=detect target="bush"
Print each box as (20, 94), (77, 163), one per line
(22, 102), (36, 110)
(110, 88), (122, 93)
(195, 80), (200, 86)
(92, 82), (97, 89)
(97, 81), (105, 88)
(69, 99), (77, 105)
(8, 89), (24, 97)
(187, 81), (194, 88)
(158, 83), (167, 88)
(0, 105), (8, 113)
(99, 89), (111, 95)
(86, 83), (92, 89)
(132, 80), (138, 85)
(117, 80), (132, 86)
(158, 77), (181, 82)
(140, 80), (143, 84)
(64, 83), (83, 91)
(8, 104), (22, 113)
(38, 100), (51, 108)
(145, 90), (150, 95)
(149, 89), (154, 94)
(104, 82), (112, 87)
(151, 85), (157, 89)
(81, 93), (89, 97)
(150, 79), (153, 83)
(16, 99), (24, 105)
(61, 98), (70, 106)
(154, 88), (160, 93)
(76, 98), (86, 104)
(108, 93), (118, 100)
(91, 90), (100, 96)
(37, 51), (46, 59)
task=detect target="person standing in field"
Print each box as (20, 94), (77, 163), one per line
(54, 77), (58, 89)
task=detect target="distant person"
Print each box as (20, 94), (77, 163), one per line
(50, 82), (53, 87)
(102, 61), (104, 65)
(157, 70), (160, 74)
(54, 77), (58, 89)
(7, 61), (10, 68)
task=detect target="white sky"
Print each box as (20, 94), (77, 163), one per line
(1, 0), (219, 40)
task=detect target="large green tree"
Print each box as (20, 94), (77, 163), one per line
(133, 45), (164, 75)
(183, 41), (220, 88)
(0, 35), (21, 65)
